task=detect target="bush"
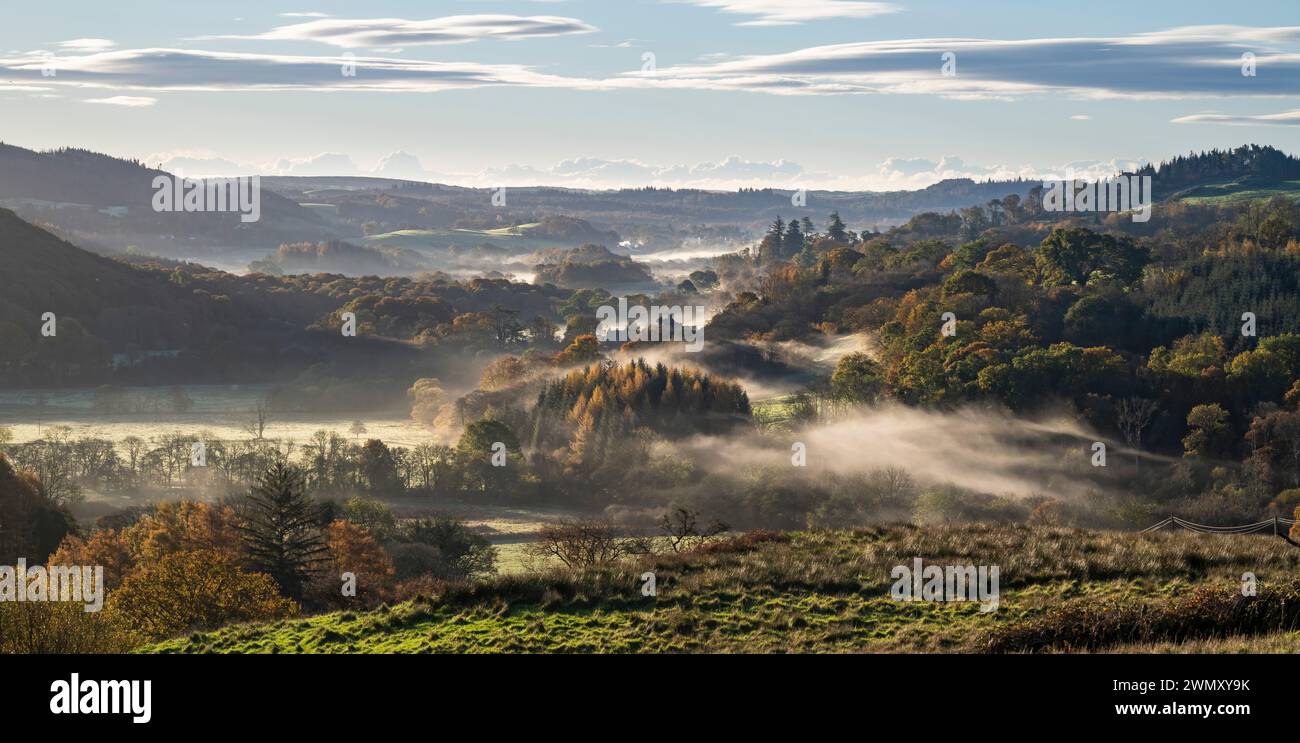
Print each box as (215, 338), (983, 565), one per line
(0, 600), (134, 654)
(399, 516), (497, 580)
(985, 579), (1300, 652)
(109, 550), (297, 640)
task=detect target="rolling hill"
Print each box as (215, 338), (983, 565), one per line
(0, 143), (343, 259)
(0, 208), (409, 386)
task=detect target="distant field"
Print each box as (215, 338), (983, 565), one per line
(147, 524), (1300, 654)
(363, 226), (576, 255)
(1177, 179), (1300, 204)
(0, 384), (424, 447)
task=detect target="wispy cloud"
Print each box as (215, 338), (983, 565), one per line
(1172, 109), (1300, 126)
(0, 48), (599, 93)
(674, 0), (899, 26)
(85, 95), (157, 107)
(625, 25), (1300, 99)
(59, 38), (115, 52)
(202, 14), (598, 48)
(8, 25), (1299, 102)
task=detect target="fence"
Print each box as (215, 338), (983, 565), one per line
(1140, 515), (1298, 535)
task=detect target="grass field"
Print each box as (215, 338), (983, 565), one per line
(1176, 178), (1300, 205)
(362, 225), (576, 255)
(147, 524), (1300, 654)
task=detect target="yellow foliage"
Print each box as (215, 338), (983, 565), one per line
(109, 550), (296, 640)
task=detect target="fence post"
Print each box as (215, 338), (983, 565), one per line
(1274, 517), (1279, 536)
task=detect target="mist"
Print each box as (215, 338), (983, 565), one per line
(673, 402), (1163, 502)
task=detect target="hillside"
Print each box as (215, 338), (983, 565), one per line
(0, 143), (340, 257)
(0, 208), (413, 386)
(1138, 144), (1300, 201)
(148, 524), (1300, 654)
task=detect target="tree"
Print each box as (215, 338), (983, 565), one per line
(358, 439), (401, 494)
(1183, 403), (1230, 459)
(688, 269), (719, 289)
(555, 333), (602, 364)
(349, 420), (368, 441)
(237, 463), (326, 601)
(109, 550), (296, 639)
(408, 378), (446, 428)
(489, 304), (524, 347)
(1116, 397), (1159, 470)
(403, 515), (498, 579)
(827, 211), (849, 243)
(243, 403), (269, 441)
(800, 216), (816, 240)
(341, 496), (402, 542)
(457, 419), (522, 494)
(658, 507), (728, 552)
(1037, 227), (1149, 286)
(308, 521), (395, 608)
(758, 217), (785, 263)
(526, 519), (646, 568)
(0, 451), (75, 563)
(831, 352), (885, 404)
(480, 356), (528, 391)
(783, 218), (805, 258)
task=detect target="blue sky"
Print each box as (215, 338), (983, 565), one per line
(4, 0), (1300, 189)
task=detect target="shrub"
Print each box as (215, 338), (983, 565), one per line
(0, 600), (134, 654)
(985, 579), (1300, 652)
(109, 550), (297, 640)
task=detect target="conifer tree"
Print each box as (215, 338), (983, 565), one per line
(238, 462), (326, 601)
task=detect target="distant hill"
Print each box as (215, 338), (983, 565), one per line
(265, 175), (1036, 237)
(532, 243), (656, 289)
(0, 143), (342, 258)
(255, 240), (432, 276)
(1134, 144), (1300, 202)
(0, 208), (396, 386)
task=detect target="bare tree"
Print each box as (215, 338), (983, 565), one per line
(349, 420), (367, 442)
(243, 404), (269, 441)
(527, 519), (648, 568)
(1116, 397), (1159, 471)
(658, 507), (728, 553)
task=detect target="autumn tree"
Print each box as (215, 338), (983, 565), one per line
(307, 520), (395, 609)
(831, 352), (885, 404)
(1183, 403), (1231, 459)
(109, 550), (296, 639)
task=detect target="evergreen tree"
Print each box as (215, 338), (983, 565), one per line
(783, 219), (805, 258)
(826, 211), (849, 243)
(238, 462), (326, 601)
(758, 217), (785, 263)
(800, 216), (816, 240)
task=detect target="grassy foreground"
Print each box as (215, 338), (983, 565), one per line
(148, 524), (1300, 654)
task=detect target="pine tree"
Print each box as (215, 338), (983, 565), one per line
(800, 216), (816, 240)
(783, 219), (804, 258)
(238, 462), (326, 601)
(827, 211), (849, 243)
(758, 217), (785, 263)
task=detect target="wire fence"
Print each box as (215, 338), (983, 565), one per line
(1140, 515), (1299, 535)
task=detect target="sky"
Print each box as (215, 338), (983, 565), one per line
(3, 0), (1300, 190)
